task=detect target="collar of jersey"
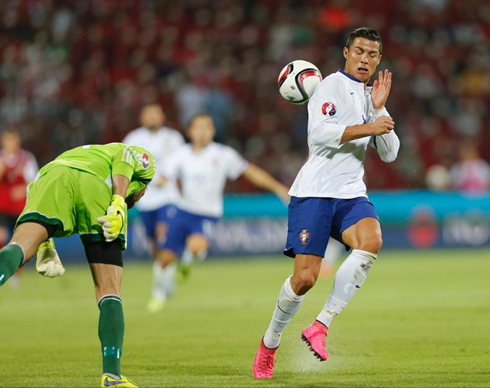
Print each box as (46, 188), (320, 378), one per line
(337, 69), (373, 89)
(337, 69), (363, 83)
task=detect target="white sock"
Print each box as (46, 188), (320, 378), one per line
(181, 248), (193, 265)
(151, 262), (177, 301)
(263, 276), (304, 349)
(196, 249), (207, 262)
(164, 262), (177, 296)
(151, 261), (167, 301)
(181, 248), (207, 265)
(316, 249), (376, 328)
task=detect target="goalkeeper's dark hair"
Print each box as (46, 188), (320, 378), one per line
(345, 27), (383, 54)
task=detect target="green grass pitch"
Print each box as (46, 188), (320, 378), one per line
(0, 249), (489, 387)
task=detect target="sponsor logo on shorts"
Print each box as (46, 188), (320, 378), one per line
(299, 229), (310, 245)
(142, 153), (150, 169)
(322, 102), (336, 116)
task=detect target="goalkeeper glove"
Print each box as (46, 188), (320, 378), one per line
(96, 194), (126, 242)
(36, 238), (65, 277)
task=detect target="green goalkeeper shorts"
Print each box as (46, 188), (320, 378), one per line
(17, 166), (127, 249)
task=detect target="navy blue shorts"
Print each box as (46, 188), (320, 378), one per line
(160, 208), (218, 254)
(284, 196), (378, 258)
(139, 204), (178, 239)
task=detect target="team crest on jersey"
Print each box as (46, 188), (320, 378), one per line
(322, 102), (336, 116)
(299, 229), (310, 245)
(142, 153), (150, 169)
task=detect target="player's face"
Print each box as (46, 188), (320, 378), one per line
(140, 105), (165, 130)
(1, 132), (21, 153)
(343, 38), (382, 84)
(126, 187), (147, 209)
(188, 117), (215, 147)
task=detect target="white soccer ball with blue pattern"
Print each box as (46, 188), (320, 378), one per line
(278, 60), (322, 105)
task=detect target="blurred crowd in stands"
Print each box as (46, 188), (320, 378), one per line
(0, 0), (488, 192)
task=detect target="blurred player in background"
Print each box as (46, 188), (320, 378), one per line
(253, 27), (400, 378)
(0, 143), (155, 388)
(0, 130), (38, 247)
(148, 113), (290, 312)
(0, 129), (38, 287)
(122, 103), (185, 310)
(450, 141), (489, 193)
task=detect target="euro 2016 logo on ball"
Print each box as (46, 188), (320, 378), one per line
(278, 60), (322, 105)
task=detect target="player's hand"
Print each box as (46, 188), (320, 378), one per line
(36, 238), (65, 278)
(371, 69), (392, 109)
(370, 116), (395, 135)
(96, 194), (126, 242)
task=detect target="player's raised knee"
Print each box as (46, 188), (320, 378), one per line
(291, 271), (318, 295)
(156, 249), (176, 267)
(187, 236), (209, 256)
(359, 235), (383, 254)
(189, 245), (202, 256)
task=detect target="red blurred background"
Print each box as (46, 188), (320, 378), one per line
(0, 0), (488, 192)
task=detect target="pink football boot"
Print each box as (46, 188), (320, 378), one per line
(301, 320), (328, 361)
(252, 339), (278, 379)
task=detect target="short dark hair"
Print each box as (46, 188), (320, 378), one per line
(345, 27), (383, 54)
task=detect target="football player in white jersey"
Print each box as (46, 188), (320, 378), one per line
(122, 104), (185, 311)
(253, 27), (400, 378)
(148, 113), (290, 311)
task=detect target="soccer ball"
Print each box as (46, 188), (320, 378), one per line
(278, 60), (322, 105)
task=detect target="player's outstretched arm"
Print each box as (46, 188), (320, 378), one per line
(242, 164), (290, 204)
(367, 108), (400, 163)
(340, 116), (395, 144)
(367, 70), (399, 162)
(370, 130), (400, 163)
(112, 174), (130, 198)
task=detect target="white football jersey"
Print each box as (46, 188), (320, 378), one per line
(289, 70), (400, 198)
(122, 126), (185, 211)
(165, 142), (249, 217)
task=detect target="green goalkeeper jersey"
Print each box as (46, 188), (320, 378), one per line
(39, 143), (156, 196)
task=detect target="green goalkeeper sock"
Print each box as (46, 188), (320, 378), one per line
(98, 295), (125, 377)
(0, 244), (24, 286)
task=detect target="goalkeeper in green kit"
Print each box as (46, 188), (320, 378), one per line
(0, 143), (155, 388)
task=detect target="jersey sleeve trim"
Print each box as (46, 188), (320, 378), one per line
(369, 107), (389, 123)
(112, 147), (136, 180)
